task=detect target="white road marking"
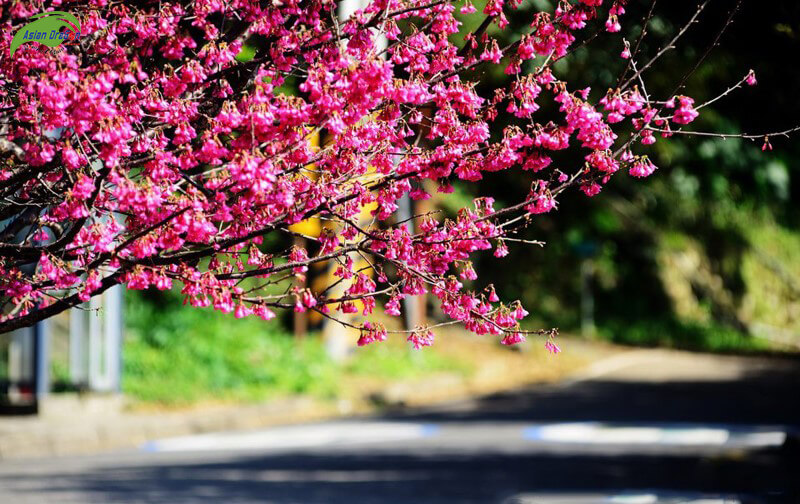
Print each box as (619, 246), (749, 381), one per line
(504, 492), (741, 504)
(142, 421), (436, 453)
(523, 422), (787, 447)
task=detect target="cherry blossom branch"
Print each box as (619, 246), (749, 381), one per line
(620, 0), (709, 91)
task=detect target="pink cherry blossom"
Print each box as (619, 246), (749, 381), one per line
(0, 0), (767, 351)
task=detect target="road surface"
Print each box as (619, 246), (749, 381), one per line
(0, 349), (798, 503)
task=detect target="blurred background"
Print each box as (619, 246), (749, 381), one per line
(474, 0), (800, 352)
(1, 1), (799, 503)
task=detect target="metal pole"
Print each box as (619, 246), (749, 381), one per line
(103, 285), (123, 392)
(88, 294), (103, 390)
(69, 305), (87, 386)
(33, 320), (50, 398)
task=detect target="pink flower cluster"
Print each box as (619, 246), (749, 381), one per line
(0, 0), (719, 350)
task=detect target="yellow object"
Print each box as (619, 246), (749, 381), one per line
(288, 130), (322, 238)
(289, 217), (322, 238)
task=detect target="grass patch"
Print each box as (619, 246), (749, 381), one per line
(124, 293), (338, 405)
(123, 291), (467, 406)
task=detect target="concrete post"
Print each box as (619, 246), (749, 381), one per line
(33, 320), (50, 398)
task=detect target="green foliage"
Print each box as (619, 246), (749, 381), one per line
(234, 43), (256, 62)
(599, 318), (770, 354)
(123, 290), (465, 405)
(740, 220), (800, 336)
(49, 359), (71, 387)
(124, 290), (338, 404)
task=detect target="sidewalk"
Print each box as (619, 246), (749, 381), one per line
(0, 395), (337, 459)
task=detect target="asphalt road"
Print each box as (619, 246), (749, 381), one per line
(0, 349), (798, 503)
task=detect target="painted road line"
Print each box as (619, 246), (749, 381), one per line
(503, 492), (743, 504)
(523, 422), (788, 447)
(142, 421), (439, 453)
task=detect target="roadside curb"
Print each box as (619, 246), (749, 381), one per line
(0, 396), (338, 459)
